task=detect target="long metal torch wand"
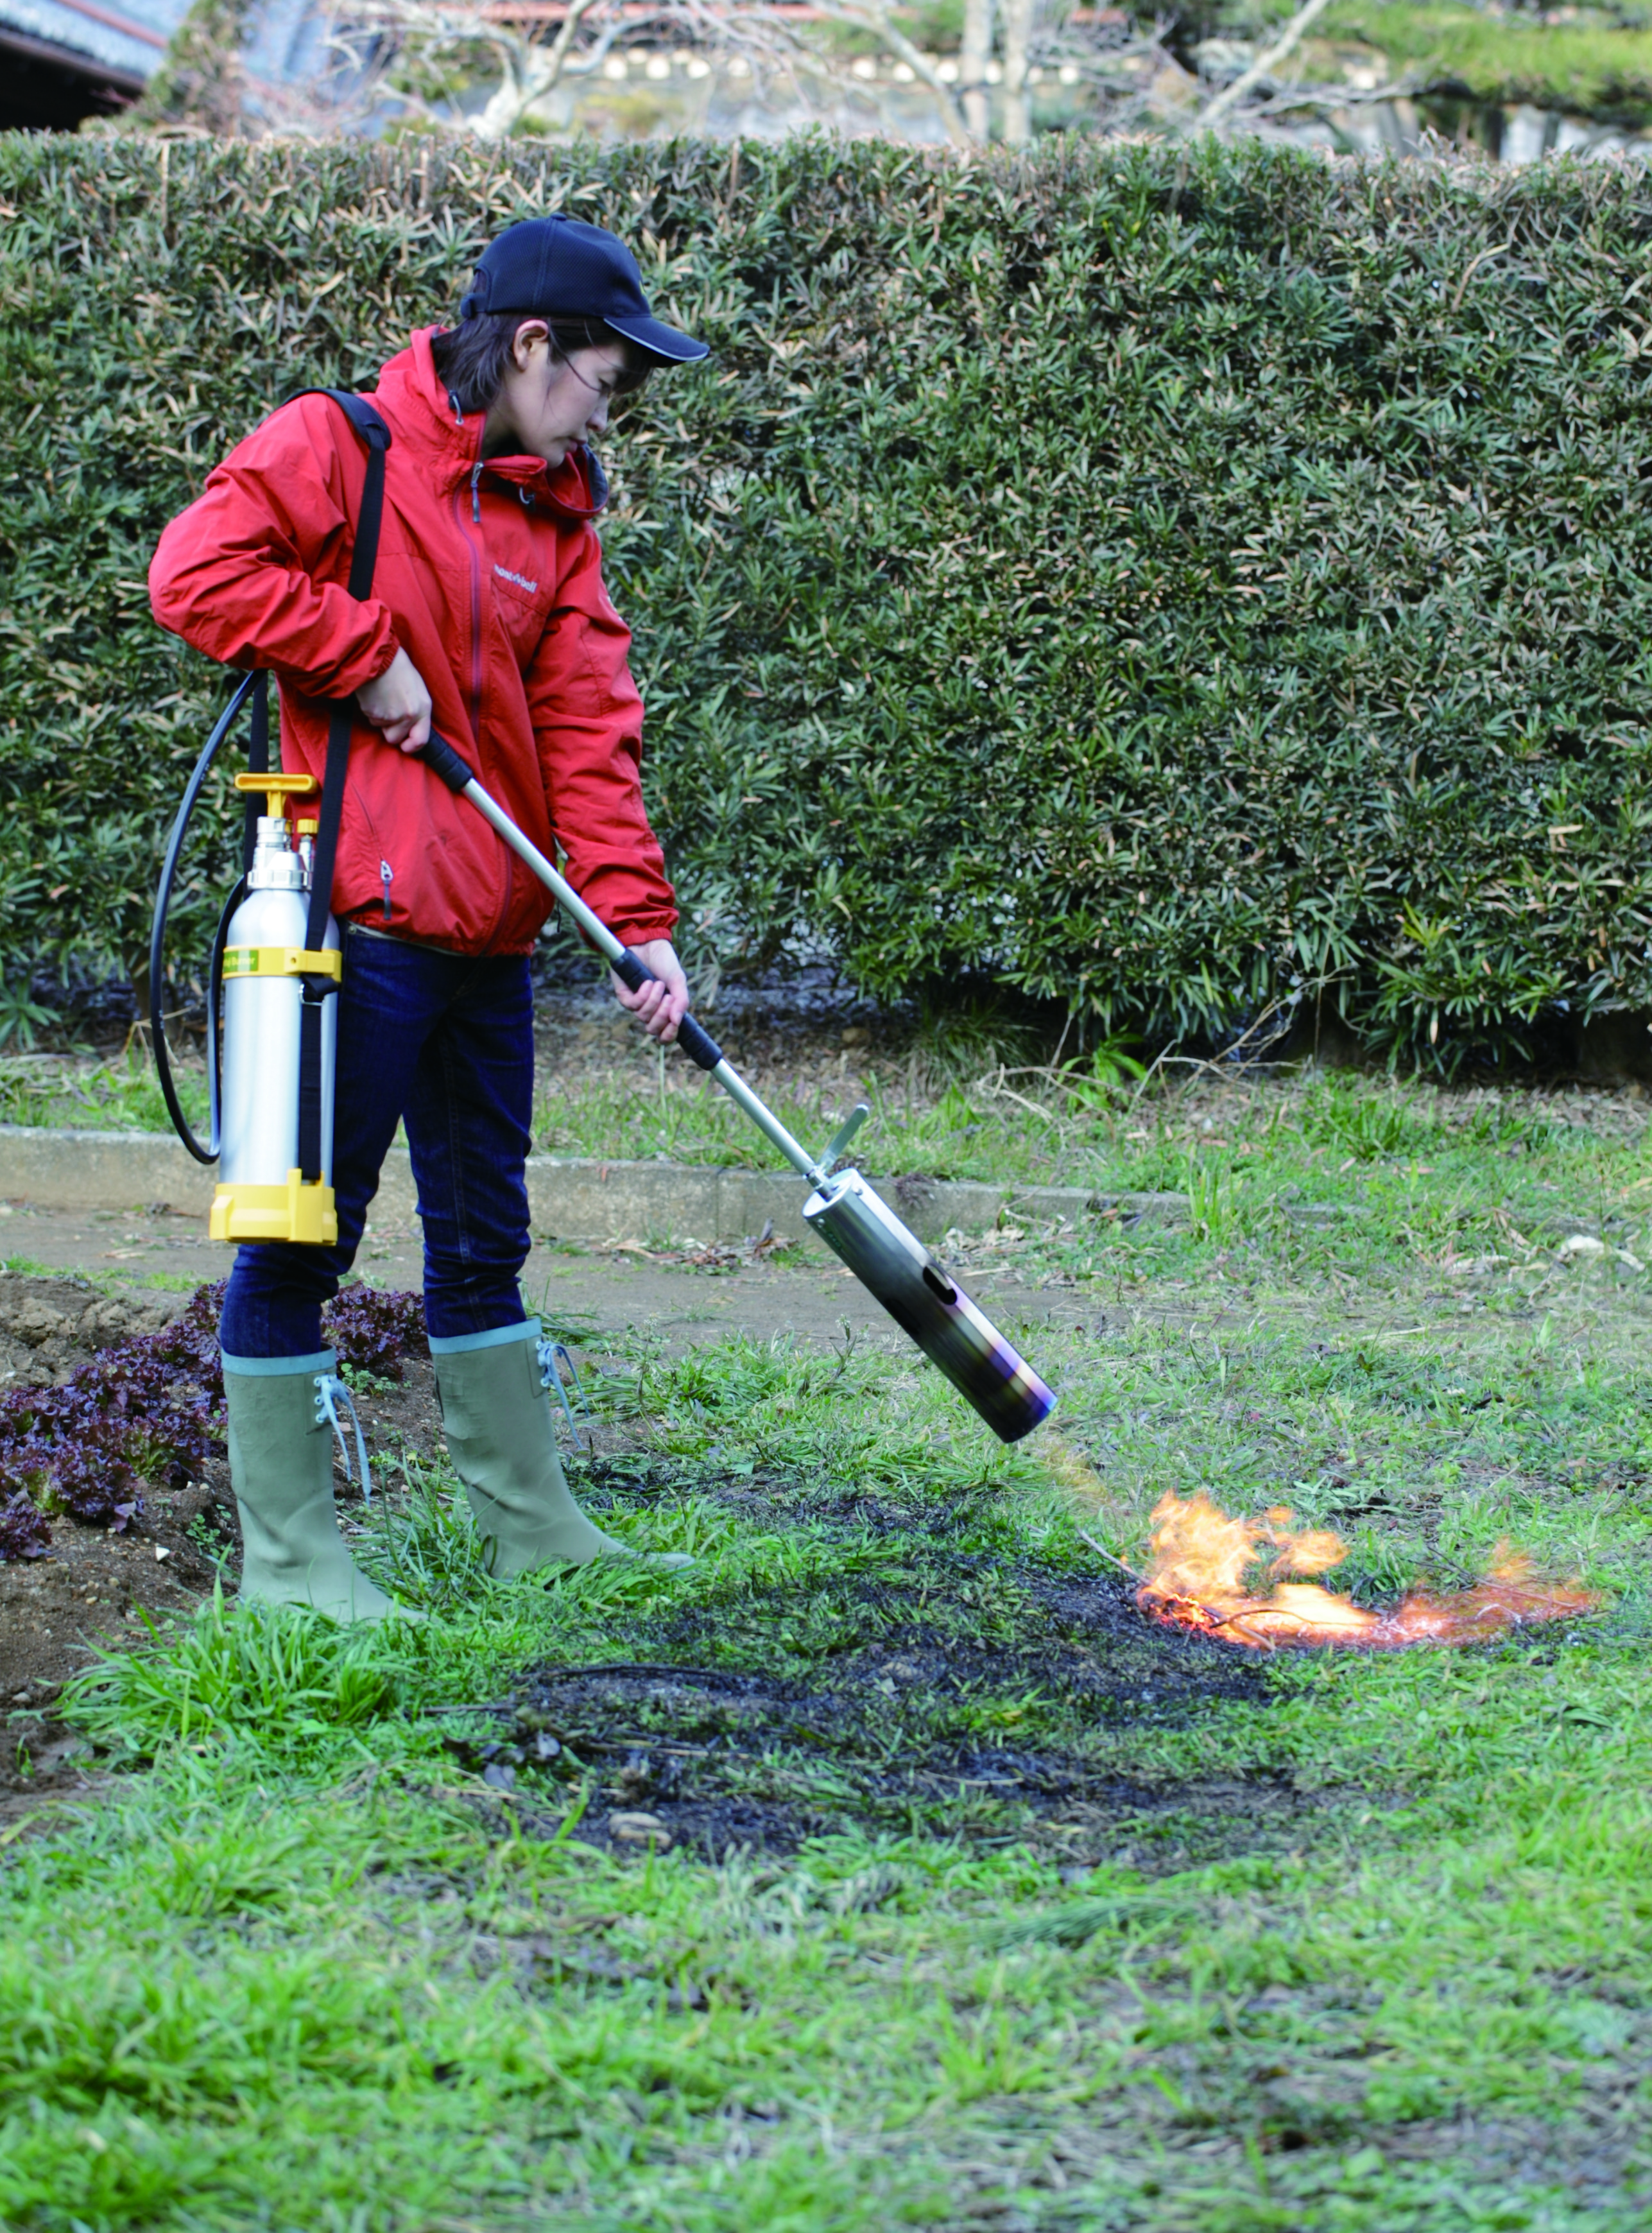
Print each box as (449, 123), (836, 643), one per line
(418, 733), (825, 1185)
(413, 732), (1055, 1445)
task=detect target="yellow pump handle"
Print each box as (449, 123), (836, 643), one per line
(235, 771), (319, 822)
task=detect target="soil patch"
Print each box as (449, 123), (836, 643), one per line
(0, 1270), (187, 1386)
(6, 1277), (1331, 1873)
(1, 1276), (209, 1705)
(4, 1201), (1101, 1362)
(0, 1274), (447, 1804)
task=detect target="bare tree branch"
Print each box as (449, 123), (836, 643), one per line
(471, 0), (601, 133)
(345, 0), (968, 142)
(775, 0), (973, 144)
(1195, 0), (1332, 127)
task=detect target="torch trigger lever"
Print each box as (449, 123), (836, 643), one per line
(822, 1102), (871, 1171)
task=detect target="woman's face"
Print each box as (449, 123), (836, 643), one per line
(486, 325), (632, 465)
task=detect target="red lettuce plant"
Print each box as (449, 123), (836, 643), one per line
(0, 1280), (427, 1557)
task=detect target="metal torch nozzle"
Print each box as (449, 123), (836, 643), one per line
(802, 1168), (1055, 1444)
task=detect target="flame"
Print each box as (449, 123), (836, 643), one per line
(1136, 1492), (1597, 1650)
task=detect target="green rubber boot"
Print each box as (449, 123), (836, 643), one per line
(223, 1350), (413, 1624)
(431, 1322), (689, 1576)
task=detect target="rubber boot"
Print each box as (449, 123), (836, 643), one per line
(430, 1322), (690, 1576)
(223, 1350), (412, 1623)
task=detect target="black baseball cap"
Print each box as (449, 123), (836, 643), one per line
(458, 215), (708, 365)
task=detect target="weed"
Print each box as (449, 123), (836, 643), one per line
(362, 1456), (497, 1617)
(184, 1508), (233, 1573)
(61, 1587), (420, 1759)
(0, 979), (56, 1051)
(1303, 1081), (1429, 1161)
(910, 988), (1044, 1085)
(1186, 1156), (1253, 1243)
(1059, 1035), (1148, 1111)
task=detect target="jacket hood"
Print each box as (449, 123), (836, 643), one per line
(373, 325), (609, 523)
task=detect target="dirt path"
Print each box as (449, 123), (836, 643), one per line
(1, 1202), (1095, 1354)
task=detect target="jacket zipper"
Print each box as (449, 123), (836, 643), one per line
(451, 469), (485, 743)
(380, 859), (393, 924)
(452, 459), (512, 947)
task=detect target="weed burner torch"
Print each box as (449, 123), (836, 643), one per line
(415, 733), (1056, 1446)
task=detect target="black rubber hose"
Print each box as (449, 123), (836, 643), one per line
(149, 671), (259, 1164)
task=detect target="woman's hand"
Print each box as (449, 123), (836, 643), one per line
(612, 940), (691, 1044)
(357, 647), (433, 751)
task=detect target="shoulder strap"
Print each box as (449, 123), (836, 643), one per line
(241, 669), (270, 873)
(289, 390), (392, 605)
(288, 389), (392, 1186)
(289, 391), (391, 956)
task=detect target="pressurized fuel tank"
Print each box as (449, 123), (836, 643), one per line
(209, 779), (340, 1247)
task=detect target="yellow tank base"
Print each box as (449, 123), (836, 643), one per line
(210, 1171), (338, 1247)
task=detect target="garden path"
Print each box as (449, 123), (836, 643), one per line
(0, 1201), (1094, 1353)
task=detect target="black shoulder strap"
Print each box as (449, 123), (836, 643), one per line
(289, 391), (391, 956)
(242, 669), (270, 873)
(295, 390), (392, 603)
(288, 388), (392, 1186)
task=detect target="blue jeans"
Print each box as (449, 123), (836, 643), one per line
(219, 926), (535, 1358)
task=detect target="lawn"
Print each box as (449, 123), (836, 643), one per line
(3, 1067), (1651, 2230)
(0, 977), (1081, 1189)
(1319, 1), (1652, 123)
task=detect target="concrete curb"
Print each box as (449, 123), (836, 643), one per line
(0, 1124), (1188, 1249)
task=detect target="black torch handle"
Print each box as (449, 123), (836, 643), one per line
(607, 951), (724, 1074)
(415, 731), (724, 1074)
(418, 730), (478, 795)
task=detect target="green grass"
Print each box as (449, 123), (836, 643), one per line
(0, 1049), (208, 1137)
(534, 1064), (1044, 1178)
(1327, 1), (1652, 120)
(551, 1045), (1642, 1207)
(6, 1070), (1652, 2228)
(0, 1254), (207, 1296)
(530, 1034), (1135, 1184)
(0, 1029), (1132, 1191)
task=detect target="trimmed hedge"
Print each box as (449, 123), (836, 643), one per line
(4, 133), (1652, 1060)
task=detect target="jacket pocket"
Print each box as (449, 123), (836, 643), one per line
(490, 565), (551, 662)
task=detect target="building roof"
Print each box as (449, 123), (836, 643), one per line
(0, 0), (186, 89)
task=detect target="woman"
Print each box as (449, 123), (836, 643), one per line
(150, 215), (707, 1619)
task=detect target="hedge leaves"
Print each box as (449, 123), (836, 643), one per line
(3, 133), (1652, 1059)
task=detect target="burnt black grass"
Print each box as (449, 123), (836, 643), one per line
(430, 1467), (1279, 1868)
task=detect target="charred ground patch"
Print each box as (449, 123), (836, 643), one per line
(433, 1457), (1324, 1868)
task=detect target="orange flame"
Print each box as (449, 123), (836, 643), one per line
(1137, 1492), (1597, 1650)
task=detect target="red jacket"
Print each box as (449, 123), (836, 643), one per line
(149, 327), (677, 954)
